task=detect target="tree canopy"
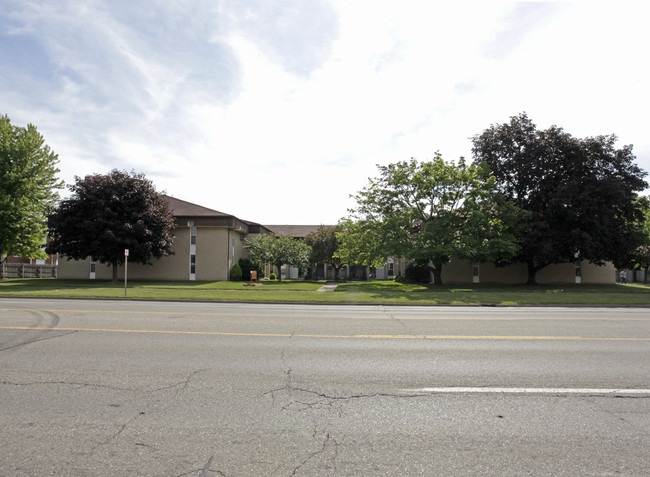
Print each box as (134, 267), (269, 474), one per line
(472, 112), (648, 284)
(47, 170), (175, 280)
(345, 154), (521, 284)
(245, 233), (311, 282)
(334, 218), (387, 271)
(304, 225), (346, 281)
(0, 115), (63, 263)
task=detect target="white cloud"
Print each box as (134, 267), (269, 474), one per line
(1, 0), (649, 224)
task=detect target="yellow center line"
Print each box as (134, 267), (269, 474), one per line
(1, 326), (649, 341)
(3, 308), (650, 321)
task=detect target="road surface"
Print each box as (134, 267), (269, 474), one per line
(1, 298), (649, 475)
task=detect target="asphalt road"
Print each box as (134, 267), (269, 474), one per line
(1, 298), (649, 476)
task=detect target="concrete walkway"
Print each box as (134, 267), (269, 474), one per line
(317, 282), (339, 292)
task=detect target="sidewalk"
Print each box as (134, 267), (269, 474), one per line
(317, 282), (339, 292)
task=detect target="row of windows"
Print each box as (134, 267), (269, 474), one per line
(190, 226), (197, 279)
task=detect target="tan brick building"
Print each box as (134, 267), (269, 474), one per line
(57, 196), (616, 284)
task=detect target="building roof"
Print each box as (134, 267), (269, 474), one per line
(264, 225), (331, 238)
(165, 196), (230, 217)
(164, 196), (314, 236)
(165, 195), (256, 232)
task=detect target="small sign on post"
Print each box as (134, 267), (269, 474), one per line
(251, 270), (257, 282)
(124, 249), (129, 297)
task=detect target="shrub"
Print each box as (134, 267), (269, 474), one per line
(269, 272), (277, 280)
(239, 258), (262, 281)
(404, 263), (431, 283)
(230, 261), (243, 281)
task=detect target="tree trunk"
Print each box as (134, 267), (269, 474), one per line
(526, 260), (550, 285)
(275, 263), (282, 282)
(526, 262), (537, 285)
(333, 265), (340, 282)
(112, 262), (118, 282)
(644, 266), (649, 285)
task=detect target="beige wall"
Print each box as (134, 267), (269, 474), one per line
(441, 258), (474, 284)
(195, 228), (229, 281)
(475, 262), (527, 284)
(192, 227), (248, 281)
(126, 228), (191, 280)
(444, 260), (615, 285)
(57, 256), (94, 279)
(57, 228), (192, 280)
(233, 230), (246, 269)
(580, 261), (616, 283)
(57, 226), (251, 281)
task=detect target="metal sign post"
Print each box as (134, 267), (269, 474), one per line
(124, 249), (129, 297)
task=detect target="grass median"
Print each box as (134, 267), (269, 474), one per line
(1, 278), (649, 305)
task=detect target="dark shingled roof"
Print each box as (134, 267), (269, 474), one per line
(164, 195), (247, 230)
(164, 196), (311, 236)
(165, 196), (229, 217)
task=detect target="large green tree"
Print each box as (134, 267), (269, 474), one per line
(0, 115), (63, 263)
(47, 170), (175, 281)
(345, 154), (521, 284)
(472, 113), (648, 284)
(304, 225), (346, 282)
(245, 233), (311, 282)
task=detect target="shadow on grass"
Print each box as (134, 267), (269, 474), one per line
(0, 278), (326, 293)
(334, 281), (650, 305)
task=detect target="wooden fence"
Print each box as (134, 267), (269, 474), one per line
(0, 263), (57, 279)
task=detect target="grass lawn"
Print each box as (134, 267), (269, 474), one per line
(1, 278), (649, 305)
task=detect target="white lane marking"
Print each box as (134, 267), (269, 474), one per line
(403, 387), (650, 395)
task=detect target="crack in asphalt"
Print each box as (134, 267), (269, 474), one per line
(152, 368), (208, 395)
(381, 306), (413, 335)
(272, 329), (429, 476)
(291, 387), (426, 402)
(194, 455), (228, 477)
(290, 431), (339, 476)
(86, 368), (208, 455)
(176, 455), (229, 477)
(273, 345), (341, 475)
(0, 379), (134, 391)
(91, 410), (147, 452)
(263, 352), (429, 475)
(287, 368), (295, 404)
(586, 395), (650, 436)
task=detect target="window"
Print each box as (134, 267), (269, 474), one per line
(189, 226), (197, 280)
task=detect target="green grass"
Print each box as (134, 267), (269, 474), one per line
(336, 281), (650, 305)
(1, 278), (649, 305)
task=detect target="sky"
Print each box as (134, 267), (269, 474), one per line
(2, 1), (649, 225)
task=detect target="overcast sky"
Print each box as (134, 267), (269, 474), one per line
(2, 1), (649, 225)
